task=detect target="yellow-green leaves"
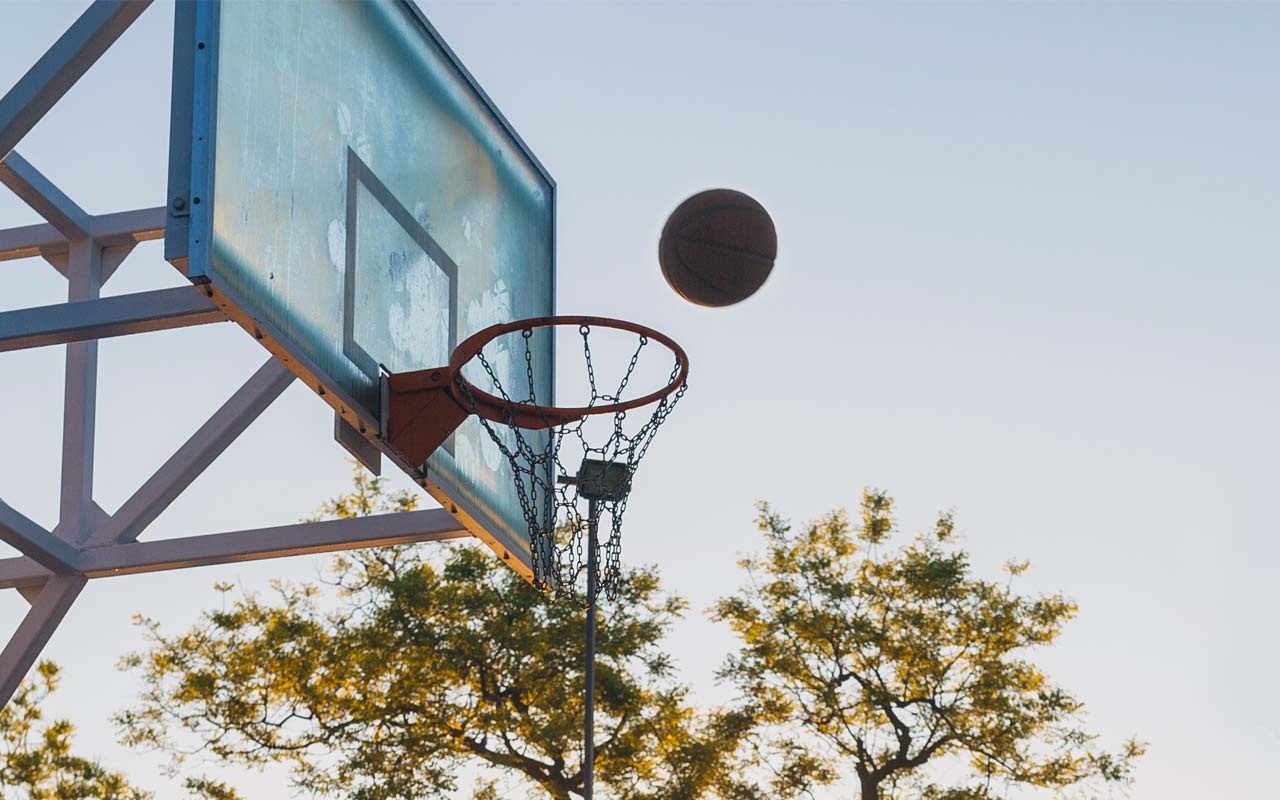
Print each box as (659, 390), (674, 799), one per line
(115, 468), (749, 800)
(715, 489), (1145, 800)
(0, 661), (150, 800)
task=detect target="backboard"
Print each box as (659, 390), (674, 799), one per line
(165, 0), (555, 580)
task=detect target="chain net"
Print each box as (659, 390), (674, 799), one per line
(454, 322), (687, 607)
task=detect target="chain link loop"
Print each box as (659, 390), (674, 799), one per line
(453, 322), (687, 606)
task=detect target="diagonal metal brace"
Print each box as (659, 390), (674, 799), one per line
(0, 0), (154, 160)
(88, 359), (296, 547)
(0, 500), (80, 573)
(0, 574), (86, 709)
(0, 152), (91, 239)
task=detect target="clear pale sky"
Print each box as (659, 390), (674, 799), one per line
(1, 1), (1277, 797)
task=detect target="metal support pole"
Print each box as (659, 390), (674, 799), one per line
(584, 497), (599, 799)
(58, 230), (102, 546)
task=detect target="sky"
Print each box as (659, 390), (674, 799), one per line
(1, 1), (1278, 797)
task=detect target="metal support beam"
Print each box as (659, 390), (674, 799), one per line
(0, 509), (109, 599)
(58, 237), (102, 545)
(0, 510), (468, 589)
(0, 0), (153, 160)
(0, 575), (85, 708)
(335, 413), (382, 475)
(0, 220), (63, 263)
(91, 206), (167, 282)
(100, 243), (134, 283)
(15, 585), (44, 606)
(88, 359), (295, 547)
(0, 286), (223, 352)
(0, 206), (166, 283)
(90, 206), (166, 246)
(0, 560), (48, 593)
(0, 152), (90, 239)
(0, 500), (80, 573)
(84, 509), (467, 577)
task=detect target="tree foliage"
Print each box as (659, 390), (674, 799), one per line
(713, 490), (1145, 800)
(116, 470), (761, 800)
(0, 661), (148, 800)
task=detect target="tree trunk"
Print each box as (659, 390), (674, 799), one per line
(860, 775), (880, 800)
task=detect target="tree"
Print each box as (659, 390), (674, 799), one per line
(0, 661), (148, 799)
(116, 469), (762, 800)
(713, 490), (1146, 800)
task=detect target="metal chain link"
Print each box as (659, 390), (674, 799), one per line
(454, 323), (686, 606)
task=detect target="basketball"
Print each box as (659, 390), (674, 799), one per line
(659, 189), (777, 307)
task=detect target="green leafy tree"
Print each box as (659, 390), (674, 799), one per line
(0, 661), (148, 800)
(178, 777), (243, 800)
(116, 469), (767, 800)
(713, 490), (1146, 800)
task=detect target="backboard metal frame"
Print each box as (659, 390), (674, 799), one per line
(0, 0), (549, 711)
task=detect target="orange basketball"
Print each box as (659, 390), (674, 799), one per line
(659, 189), (777, 307)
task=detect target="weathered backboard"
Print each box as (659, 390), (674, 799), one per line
(165, 0), (555, 580)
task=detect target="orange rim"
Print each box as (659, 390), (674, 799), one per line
(449, 315), (690, 429)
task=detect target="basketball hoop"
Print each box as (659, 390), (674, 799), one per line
(384, 315), (689, 604)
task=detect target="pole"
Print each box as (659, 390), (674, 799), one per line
(584, 497), (599, 799)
